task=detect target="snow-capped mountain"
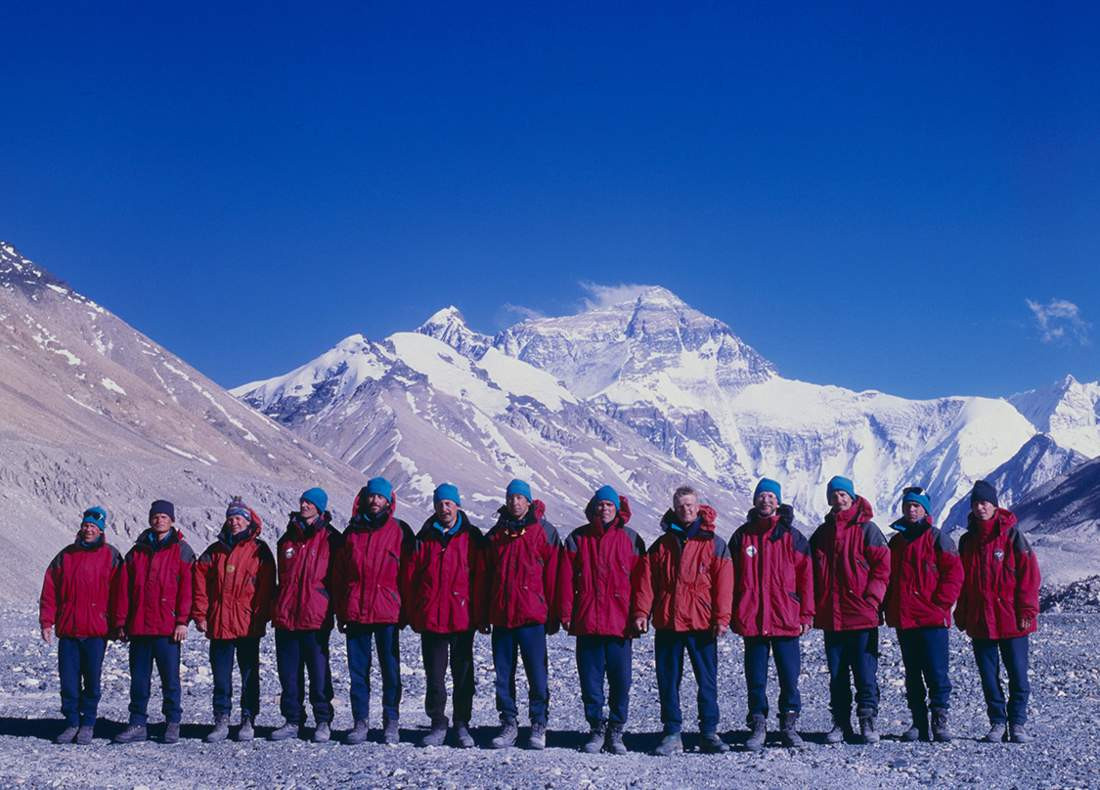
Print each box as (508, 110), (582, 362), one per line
(1009, 375), (1100, 459)
(0, 242), (364, 599)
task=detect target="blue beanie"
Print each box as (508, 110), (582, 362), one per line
(433, 483), (461, 507)
(753, 478), (782, 503)
(901, 486), (933, 516)
(366, 477), (394, 501)
(81, 506), (108, 531)
(225, 497), (251, 521)
(149, 499), (175, 522)
(506, 478), (533, 501)
(300, 487), (329, 513)
(594, 485), (620, 510)
(826, 476), (856, 501)
(970, 479), (999, 508)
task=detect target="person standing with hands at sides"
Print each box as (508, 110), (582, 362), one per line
(643, 486), (733, 756)
(332, 477), (416, 746)
(557, 485), (648, 755)
(884, 486), (963, 743)
(40, 506), (123, 745)
(269, 488), (341, 743)
(112, 500), (195, 745)
(729, 479), (814, 751)
(955, 480), (1040, 744)
(484, 479), (563, 751)
(810, 476), (890, 745)
(191, 497), (275, 743)
(405, 483), (489, 748)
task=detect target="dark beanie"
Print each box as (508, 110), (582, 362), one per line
(149, 499), (175, 522)
(970, 480), (999, 508)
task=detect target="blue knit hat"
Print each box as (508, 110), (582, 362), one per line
(826, 476), (856, 501)
(433, 483), (461, 507)
(901, 486), (933, 516)
(300, 487), (329, 513)
(970, 479), (998, 508)
(149, 499), (175, 522)
(366, 477), (394, 501)
(81, 506), (108, 532)
(506, 478), (533, 502)
(225, 497), (251, 521)
(593, 485), (620, 510)
(753, 478), (782, 504)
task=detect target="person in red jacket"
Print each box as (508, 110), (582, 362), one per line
(332, 477), (415, 746)
(884, 486), (964, 743)
(112, 499), (195, 745)
(39, 506), (122, 745)
(269, 487), (341, 744)
(405, 483), (488, 748)
(485, 479), (562, 751)
(810, 476), (890, 745)
(557, 485), (648, 755)
(191, 497), (275, 743)
(730, 478), (814, 751)
(643, 486), (733, 756)
(955, 480), (1041, 744)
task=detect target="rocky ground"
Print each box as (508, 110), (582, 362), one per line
(0, 605), (1096, 789)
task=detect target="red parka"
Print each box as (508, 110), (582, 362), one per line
(191, 510), (276, 640)
(954, 508), (1040, 640)
(810, 496), (891, 632)
(272, 511), (341, 632)
(405, 512), (489, 634)
(884, 517), (964, 630)
(113, 528), (196, 637)
(332, 496), (415, 627)
(485, 500), (563, 629)
(40, 536), (123, 639)
(640, 505), (733, 632)
(557, 495), (648, 639)
(729, 505), (814, 638)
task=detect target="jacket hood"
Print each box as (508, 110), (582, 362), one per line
(659, 504), (717, 535)
(966, 507), (1018, 536)
(218, 512), (262, 546)
(351, 489), (398, 519)
(585, 493), (632, 530)
(824, 495), (874, 527)
(492, 499), (546, 532)
(891, 515), (933, 537)
(286, 510), (334, 538)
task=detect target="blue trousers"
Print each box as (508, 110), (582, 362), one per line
(743, 635), (802, 718)
(973, 635), (1030, 725)
(128, 636), (182, 725)
(492, 623), (549, 725)
(654, 629), (719, 734)
(576, 635), (632, 728)
(346, 623), (402, 723)
(823, 628), (880, 720)
(896, 627), (951, 714)
(421, 631), (476, 726)
(58, 636), (106, 727)
(210, 637), (261, 719)
(275, 628), (335, 725)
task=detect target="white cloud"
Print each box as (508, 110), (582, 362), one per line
(501, 303), (546, 321)
(578, 281), (657, 310)
(1026, 298), (1091, 345)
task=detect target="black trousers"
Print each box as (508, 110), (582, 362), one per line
(421, 631), (476, 727)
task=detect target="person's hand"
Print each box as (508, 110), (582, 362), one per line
(1018, 617), (1032, 631)
(800, 623), (811, 636)
(633, 617), (648, 634)
(112, 626), (128, 642)
(41, 626), (52, 644)
(172, 624), (188, 643)
(337, 621), (348, 634)
(479, 625), (492, 635)
(560, 620), (571, 634)
(195, 619), (207, 634)
(711, 623), (729, 638)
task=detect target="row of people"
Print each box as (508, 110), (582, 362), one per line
(38, 475), (1040, 752)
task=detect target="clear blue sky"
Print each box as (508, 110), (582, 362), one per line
(3, 2), (1097, 398)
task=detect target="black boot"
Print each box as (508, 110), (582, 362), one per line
(582, 722), (605, 754)
(745, 714), (766, 752)
(901, 709), (929, 742)
(490, 719), (518, 749)
(604, 724), (627, 755)
(824, 716), (850, 744)
(779, 712), (805, 748)
(859, 715), (879, 745)
(930, 708), (952, 743)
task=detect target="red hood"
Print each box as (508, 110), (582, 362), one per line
(585, 494), (632, 530)
(351, 490), (398, 518)
(827, 495), (874, 527)
(968, 507), (1017, 538)
(659, 504), (717, 533)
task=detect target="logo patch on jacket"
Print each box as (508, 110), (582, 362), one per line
(745, 545), (757, 558)
(993, 549), (1004, 561)
(284, 547), (295, 559)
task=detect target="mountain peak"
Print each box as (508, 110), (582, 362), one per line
(419, 305), (467, 330)
(416, 305), (491, 360)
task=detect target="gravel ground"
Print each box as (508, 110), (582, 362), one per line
(0, 605), (1096, 789)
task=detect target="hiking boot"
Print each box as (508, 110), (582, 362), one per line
(930, 709), (952, 743)
(824, 719), (850, 744)
(699, 731), (729, 753)
(382, 717), (399, 745)
(76, 725), (94, 745)
(236, 716), (254, 742)
(113, 724), (147, 744)
(54, 725), (79, 745)
(312, 722), (331, 743)
(858, 716), (879, 745)
(604, 724), (627, 755)
(163, 722), (180, 744)
(421, 721), (448, 747)
(528, 721), (546, 750)
(1009, 722), (1034, 743)
(345, 719), (369, 745)
(653, 731), (683, 756)
(205, 715), (230, 743)
(582, 723), (605, 754)
(490, 720), (518, 749)
(981, 722), (1006, 743)
(268, 720), (299, 741)
(779, 713), (805, 748)
(901, 710), (929, 742)
(453, 721), (474, 748)
(745, 714), (767, 752)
